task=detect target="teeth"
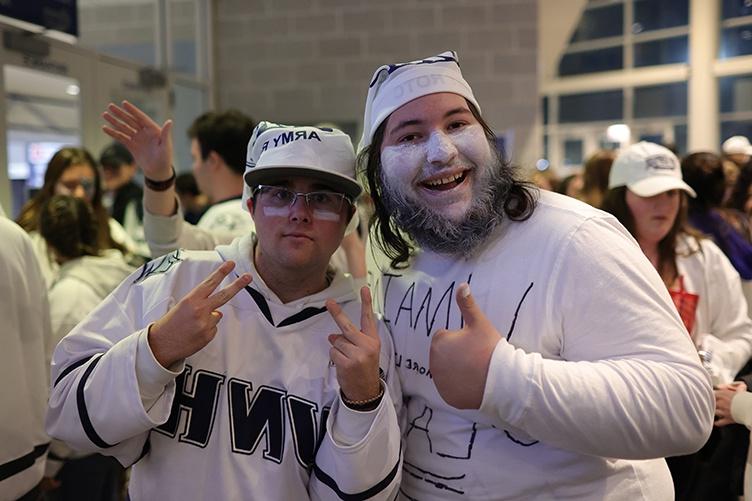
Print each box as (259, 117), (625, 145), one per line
(426, 172), (463, 187)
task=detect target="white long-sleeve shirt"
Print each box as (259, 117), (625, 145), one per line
(46, 234), (402, 500)
(373, 190), (713, 500)
(0, 218), (52, 500)
(674, 234), (752, 384)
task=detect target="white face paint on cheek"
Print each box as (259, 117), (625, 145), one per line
(447, 124), (493, 167)
(380, 142), (427, 185)
(312, 209), (341, 222)
(262, 206), (290, 217)
(261, 205), (342, 222)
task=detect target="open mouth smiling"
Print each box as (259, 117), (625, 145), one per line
(420, 170), (470, 191)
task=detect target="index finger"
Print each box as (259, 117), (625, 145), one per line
(207, 273), (252, 310)
(359, 286), (378, 339)
(326, 299), (360, 337)
(187, 261), (236, 300)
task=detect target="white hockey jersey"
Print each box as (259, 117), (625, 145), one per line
(46, 233), (402, 501)
(373, 190), (714, 500)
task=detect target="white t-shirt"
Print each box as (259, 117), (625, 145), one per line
(373, 190), (714, 500)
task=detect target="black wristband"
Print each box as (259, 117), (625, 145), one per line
(144, 167), (176, 191)
(341, 380), (385, 412)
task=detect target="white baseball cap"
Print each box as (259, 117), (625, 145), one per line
(608, 141), (696, 198)
(722, 135), (752, 156)
(358, 51), (480, 152)
(242, 121), (362, 208)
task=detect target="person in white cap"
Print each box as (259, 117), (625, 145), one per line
(721, 136), (752, 204)
(602, 141), (752, 500)
(355, 51), (714, 499)
(723, 135), (752, 170)
(45, 122), (402, 500)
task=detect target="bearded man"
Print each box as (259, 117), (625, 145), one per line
(356, 51), (714, 500)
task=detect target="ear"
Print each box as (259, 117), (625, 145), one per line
(207, 150), (223, 170)
(246, 197), (255, 214)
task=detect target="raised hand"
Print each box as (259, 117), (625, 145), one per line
(148, 261), (251, 368)
(714, 381), (747, 426)
(326, 286), (382, 402)
(430, 283), (501, 409)
(101, 100), (174, 181)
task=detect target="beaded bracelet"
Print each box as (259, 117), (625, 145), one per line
(341, 380), (385, 410)
(144, 167), (176, 191)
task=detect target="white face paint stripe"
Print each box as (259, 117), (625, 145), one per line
(261, 205), (342, 222)
(261, 206), (290, 217)
(312, 210), (342, 221)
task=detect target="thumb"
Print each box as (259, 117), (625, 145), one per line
(455, 283), (483, 328)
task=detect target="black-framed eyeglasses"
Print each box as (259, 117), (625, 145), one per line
(252, 185), (352, 215)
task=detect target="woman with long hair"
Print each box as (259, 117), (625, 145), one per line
(16, 146), (137, 286)
(38, 194), (133, 500)
(602, 142), (752, 500)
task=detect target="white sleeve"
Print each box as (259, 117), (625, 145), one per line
(478, 217), (715, 460)
(309, 321), (402, 500)
(697, 240), (752, 384)
(143, 203), (228, 257)
(731, 391), (752, 428)
(45, 269), (179, 466)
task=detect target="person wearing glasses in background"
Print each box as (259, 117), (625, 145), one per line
(45, 122), (402, 500)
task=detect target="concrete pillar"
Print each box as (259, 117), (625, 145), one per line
(688, 0), (720, 151)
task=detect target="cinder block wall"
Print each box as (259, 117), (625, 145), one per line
(215, 0), (539, 167)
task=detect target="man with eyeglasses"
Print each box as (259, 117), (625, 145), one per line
(45, 122), (402, 500)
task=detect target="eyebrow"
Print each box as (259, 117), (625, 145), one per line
(387, 107), (472, 136)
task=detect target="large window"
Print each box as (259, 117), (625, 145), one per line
(558, 0), (689, 77)
(559, 90), (624, 123)
(569, 4), (623, 42)
(633, 0), (689, 32)
(634, 83), (687, 118)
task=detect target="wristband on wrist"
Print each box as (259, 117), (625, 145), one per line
(341, 380), (385, 411)
(144, 167), (176, 191)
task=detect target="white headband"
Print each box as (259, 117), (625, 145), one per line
(358, 50), (480, 153)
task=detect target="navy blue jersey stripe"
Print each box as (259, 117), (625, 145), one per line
(245, 285), (329, 327)
(277, 306), (327, 327)
(0, 443), (49, 482)
(54, 355), (95, 387)
(244, 286), (274, 324)
(313, 444), (401, 500)
(76, 354), (116, 449)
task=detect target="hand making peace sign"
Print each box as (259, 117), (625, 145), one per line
(148, 261), (252, 368)
(326, 286), (382, 403)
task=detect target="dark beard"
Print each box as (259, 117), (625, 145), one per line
(380, 153), (514, 257)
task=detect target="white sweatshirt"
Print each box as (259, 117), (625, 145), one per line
(142, 197), (253, 258)
(0, 218), (53, 500)
(373, 190), (714, 500)
(46, 233), (402, 500)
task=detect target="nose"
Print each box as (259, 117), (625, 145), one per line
(288, 194), (311, 223)
(426, 131), (458, 166)
(72, 185), (87, 199)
